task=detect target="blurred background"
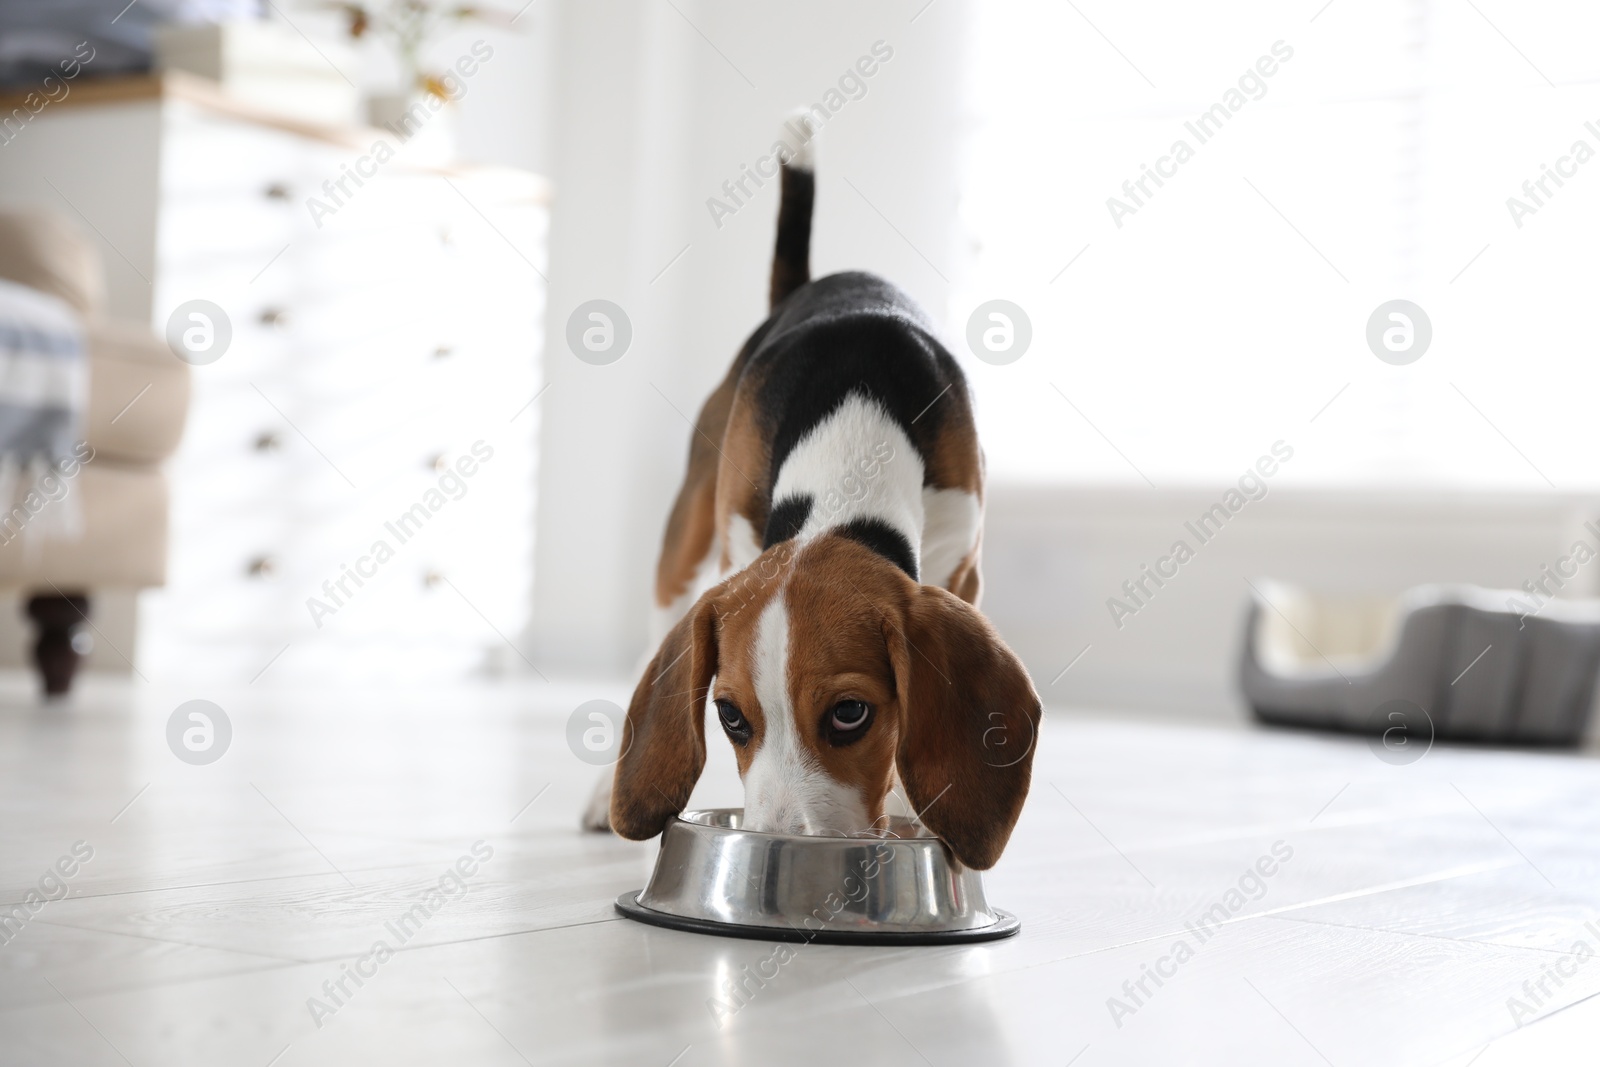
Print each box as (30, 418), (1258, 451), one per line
(0, 0), (1595, 736)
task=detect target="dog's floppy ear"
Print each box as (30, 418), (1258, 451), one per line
(888, 585), (1041, 870)
(610, 595), (719, 840)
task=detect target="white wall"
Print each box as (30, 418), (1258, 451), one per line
(982, 485), (1600, 721)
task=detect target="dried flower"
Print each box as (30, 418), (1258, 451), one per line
(321, 1), (515, 95)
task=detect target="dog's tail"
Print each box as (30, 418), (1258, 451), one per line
(769, 112), (816, 310)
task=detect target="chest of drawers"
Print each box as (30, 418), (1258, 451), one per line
(0, 74), (548, 682)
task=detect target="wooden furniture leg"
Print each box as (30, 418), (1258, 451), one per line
(26, 593), (89, 696)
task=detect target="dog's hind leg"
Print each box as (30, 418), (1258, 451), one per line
(652, 379), (736, 640)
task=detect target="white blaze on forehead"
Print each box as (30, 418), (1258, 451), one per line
(741, 593), (870, 837)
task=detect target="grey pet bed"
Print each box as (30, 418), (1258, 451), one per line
(1239, 582), (1600, 746)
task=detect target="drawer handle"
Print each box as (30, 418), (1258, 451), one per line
(247, 556), (278, 580)
(264, 182), (292, 200)
(423, 570), (444, 589)
(259, 307), (288, 327)
(433, 345), (453, 359)
(427, 453), (448, 472)
(254, 431), (281, 452)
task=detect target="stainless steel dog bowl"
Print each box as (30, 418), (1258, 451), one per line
(614, 808), (1020, 944)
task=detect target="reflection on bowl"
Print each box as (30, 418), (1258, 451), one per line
(615, 808), (1020, 945)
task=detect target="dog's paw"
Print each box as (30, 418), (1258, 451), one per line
(580, 776), (614, 833)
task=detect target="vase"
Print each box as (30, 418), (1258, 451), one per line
(366, 91), (456, 164)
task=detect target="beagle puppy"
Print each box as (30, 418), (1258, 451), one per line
(595, 133), (1041, 870)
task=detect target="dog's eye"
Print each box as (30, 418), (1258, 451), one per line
(715, 699), (751, 744)
(826, 700), (873, 745)
(831, 701), (868, 729)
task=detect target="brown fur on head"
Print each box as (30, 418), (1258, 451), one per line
(610, 535), (1040, 870)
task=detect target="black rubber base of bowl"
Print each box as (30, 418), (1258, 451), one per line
(614, 891), (1021, 945)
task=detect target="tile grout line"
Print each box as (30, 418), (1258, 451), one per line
(1264, 911), (1600, 961)
(0, 916), (634, 1018)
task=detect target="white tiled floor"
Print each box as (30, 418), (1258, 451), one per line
(1, 676), (1597, 1065)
